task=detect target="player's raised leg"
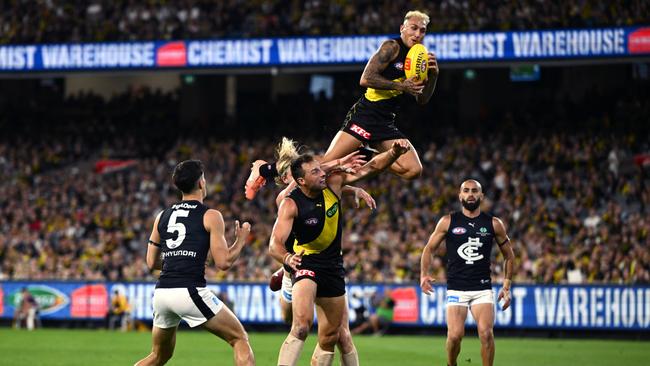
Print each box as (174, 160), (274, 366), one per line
(202, 306), (255, 366)
(278, 278), (317, 366)
(446, 305), (468, 366)
(470, 303), (495, 366)
(377, 139), (422, 180)
(311, 295), (346, 366)
(134, 325), (178, 366)
(322, 131), (364, 163)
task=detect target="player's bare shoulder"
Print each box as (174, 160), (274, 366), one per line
(376, 39), (400, 63)
(491, 215), (507, 234)
(203, 208), (224, 232)
(436, 214), (452, 233)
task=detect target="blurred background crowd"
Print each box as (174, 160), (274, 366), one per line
(1, 77), (648, 285)
(1, 0), (648, 43)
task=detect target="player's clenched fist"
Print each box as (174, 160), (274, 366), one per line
(420, 274), (436, 295)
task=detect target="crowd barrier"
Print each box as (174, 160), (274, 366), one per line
(2, 281), (648, 330)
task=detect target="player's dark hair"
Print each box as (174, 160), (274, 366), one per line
(172, 160), (204, 194)
(290, 154), (315, 181)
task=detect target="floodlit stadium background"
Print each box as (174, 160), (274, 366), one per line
(1, 2), (649, 360)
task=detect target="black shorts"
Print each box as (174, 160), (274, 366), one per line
(293, 266), (346, 298)
(340, 97), (406, 143)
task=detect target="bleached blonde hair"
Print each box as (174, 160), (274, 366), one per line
(274, 137), (301, 185)
(404, 10), (430, 26)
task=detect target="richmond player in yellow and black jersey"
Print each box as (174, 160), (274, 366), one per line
(243, 11), (439, 201)
(321, 10), (439, 181)
(269, 141), (410, 366)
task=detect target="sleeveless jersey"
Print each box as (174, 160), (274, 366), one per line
(156, 200), (210, 288)
(363, 37), (409, 108)
(288, 187), (344, 273)
(445, 211), (495, 291)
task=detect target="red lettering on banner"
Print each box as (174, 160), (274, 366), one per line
(296, 269), (316, 278)
(71, 284), (109, 318)
(391, 287), (419, 323)
(628, 28), (650, 54)
(349, 124), (371, 139)
(156, 42), (187, 67)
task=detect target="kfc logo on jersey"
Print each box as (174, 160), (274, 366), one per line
(451, 227), (467, 235)
(296, 269), (316, 278)
(458, 237), (484, 264)
(305, 218), (319, 225)
(349, 124), (371, 139)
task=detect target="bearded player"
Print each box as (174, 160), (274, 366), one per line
(420, 180), (515, 366)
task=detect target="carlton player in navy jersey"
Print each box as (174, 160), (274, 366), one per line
(269, 140), (410, 366)
(420, 180), (515, 366)
(135, 160), (254, 366)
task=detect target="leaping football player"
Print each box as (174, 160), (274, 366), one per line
(245, 10), (439, 199)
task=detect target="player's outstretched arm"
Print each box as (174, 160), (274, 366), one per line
(341, 185), (376, 210)
(420, 215), (450, 295)
(494, 216), (515, 310)
(205, 209), (251, 271)
(269, 198), (302, 271)
(145, 211), (163, 271)
(416, 51), (439, 105)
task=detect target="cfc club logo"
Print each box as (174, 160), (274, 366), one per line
(457, 237), (484, 264)
(296, 269), (316, 278)
(451, 227), (467, 235)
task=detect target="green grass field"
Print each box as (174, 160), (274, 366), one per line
(0, 328), (648, 365)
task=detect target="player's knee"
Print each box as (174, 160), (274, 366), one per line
(291, 323), (311, 341)
(478, 328), (494, 344)
(227, 330), (250, 348)
(337, 328), (354, 354)
(151, 348), (173, 365)
(403, 165), (422, 180)
(447, 332), (464, 345)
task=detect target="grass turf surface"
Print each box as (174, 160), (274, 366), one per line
(0, 328), (648, 365)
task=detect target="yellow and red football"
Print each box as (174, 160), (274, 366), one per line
(404, 43), (429, 81)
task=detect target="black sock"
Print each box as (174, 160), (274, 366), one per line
(259, 161), (278, 180)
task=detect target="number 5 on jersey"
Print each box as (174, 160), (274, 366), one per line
(166, 209), (189, 249)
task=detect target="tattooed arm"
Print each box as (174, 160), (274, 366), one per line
(360, 40), (424, 96)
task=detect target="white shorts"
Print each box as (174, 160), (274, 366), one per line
(153, 287), (224, 328)
(281, 273), (293, 303)
(446, 289), (494, 308)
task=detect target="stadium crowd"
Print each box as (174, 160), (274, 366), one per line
(0, 82), (649, 285)
(1, 0), (648, 44)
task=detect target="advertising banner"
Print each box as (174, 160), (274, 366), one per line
(1, 281), (648, 330)
(0, 27), (648, 72)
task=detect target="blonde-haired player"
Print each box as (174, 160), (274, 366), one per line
(245, 10), (439, 199)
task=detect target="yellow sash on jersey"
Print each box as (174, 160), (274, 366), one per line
(364, 77), (405, 102)
(293, 188), (339, 255)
